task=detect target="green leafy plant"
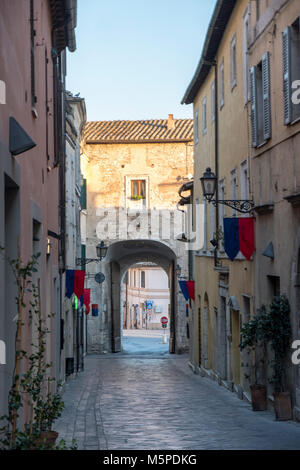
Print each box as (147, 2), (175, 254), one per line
(130, 195), (143, 200)
(266, 295), (291, 392)
(239, 305), (269, 384)
(239, 295), (292, 392)
(0, 248), (76, 450)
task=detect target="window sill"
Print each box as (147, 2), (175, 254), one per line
(255, 139), (268, 149)
(289, 116), (300, 126)
(231, 81), (237, 92)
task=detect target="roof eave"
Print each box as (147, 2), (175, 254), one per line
(181, 0), (237, 105)
(85, 139), (193, 145)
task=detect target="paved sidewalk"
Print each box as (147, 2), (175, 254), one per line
(122, 329), (170, 355)
(55, 350), (300, 450)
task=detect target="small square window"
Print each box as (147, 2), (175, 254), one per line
(131, 180), (146, 199)
(230, 34), (237, 90)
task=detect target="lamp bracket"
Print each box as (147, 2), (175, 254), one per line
(76, 258), (101, 266)
(210, 199), (255, 214)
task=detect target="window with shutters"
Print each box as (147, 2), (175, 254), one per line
(282, 19), (300, 125)
(256, 0), (260, 22)
(218, 179), (226, 252)
(230, 34), (237, 91)
(209, 203), (215, 251)
(141, 271), (145, 288)
(194, 110), (199, 144)
(131, 180), (146, 199)
(250, 52), (271, 148)
(243, 5), (251, 105)
(202, 97), (207, 135)
(211, 81), (215, 122)
(220, 59), (225, 109)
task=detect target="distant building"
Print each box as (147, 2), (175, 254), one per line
(81, 115), (194, 354)
(63, 91), (86, 378)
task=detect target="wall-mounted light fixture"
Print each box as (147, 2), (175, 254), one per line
(201, 168), (254, 214)
(76, 241), (108, 266)
(46, 237), (52, 255)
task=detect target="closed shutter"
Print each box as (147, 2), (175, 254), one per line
(282, 27), (292, 125)
(262, 52), (271, 140)
(250, 66), (258, 147)
(194, 110), (199, 144)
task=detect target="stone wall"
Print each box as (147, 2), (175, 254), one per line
(81, 137), (194, 354)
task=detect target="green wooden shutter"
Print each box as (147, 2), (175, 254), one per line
(80, 177), (87, 209)
(262, 52), (271, 141)
(250, 66), (258, 147)
(282, 27), (292, 125)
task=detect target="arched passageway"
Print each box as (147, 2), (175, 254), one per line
(106, 240), (177, 353)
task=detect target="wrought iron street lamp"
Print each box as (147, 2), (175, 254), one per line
(76, 241), (108, 266)
(96, 241), (108, 260)
(200, 168), (254, 214)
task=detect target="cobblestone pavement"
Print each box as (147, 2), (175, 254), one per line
(55, 351), (300, 450)
(122, 329), (170, 355)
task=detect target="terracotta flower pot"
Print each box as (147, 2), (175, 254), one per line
(250, 384), (267, 411)
(273, 392), (292, 421)
(34, 431), (59, 449)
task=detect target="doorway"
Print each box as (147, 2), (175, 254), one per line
(121, 263), (171, 355)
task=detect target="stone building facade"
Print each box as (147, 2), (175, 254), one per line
(182, 0), (254, 399)
(182, 0), (300, 420)
(123, 265), (170, 330)
(0, 0), (77, 417)
(63, 92), (86, 378)
(249, 0), (300, 420)
(81, 115), (194, 354)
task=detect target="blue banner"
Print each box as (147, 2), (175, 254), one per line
(224, 218), (240, 261)
(179, 280), (189, 301)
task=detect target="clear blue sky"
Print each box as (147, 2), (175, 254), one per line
(66, 0), (217, 122)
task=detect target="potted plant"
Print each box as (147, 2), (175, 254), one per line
(0, 248), (74, 450)
(267, 295), (292, 421)
(130, 195), (143, 200)
(239, 308), (269, 411)
(33, 380), (64, 448)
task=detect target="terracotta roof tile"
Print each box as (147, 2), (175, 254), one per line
(84, 118), (193, 143)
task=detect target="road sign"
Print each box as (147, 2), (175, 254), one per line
(146, 300), (153, 309)
(95, 272), (105, 284)
(161, 316), (168, 325)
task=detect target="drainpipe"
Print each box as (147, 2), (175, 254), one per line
(214, 61), (219, 268)
(204, 59), (219, 267)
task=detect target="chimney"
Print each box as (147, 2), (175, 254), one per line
(167, 114), (175, 130)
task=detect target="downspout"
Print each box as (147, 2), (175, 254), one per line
(213, 61), (219, 267)
(203, 59), (219, 267)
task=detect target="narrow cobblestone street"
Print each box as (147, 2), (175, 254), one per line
(55, 337), (300, 450)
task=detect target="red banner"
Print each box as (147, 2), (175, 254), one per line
(74, 270), (85, 299)
(186, 281), (195, 301)
(238, 218), (255, 260)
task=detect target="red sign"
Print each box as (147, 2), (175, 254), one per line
(161, 316), (168, 325)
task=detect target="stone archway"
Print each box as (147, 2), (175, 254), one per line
(107, 240), (177, 354)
